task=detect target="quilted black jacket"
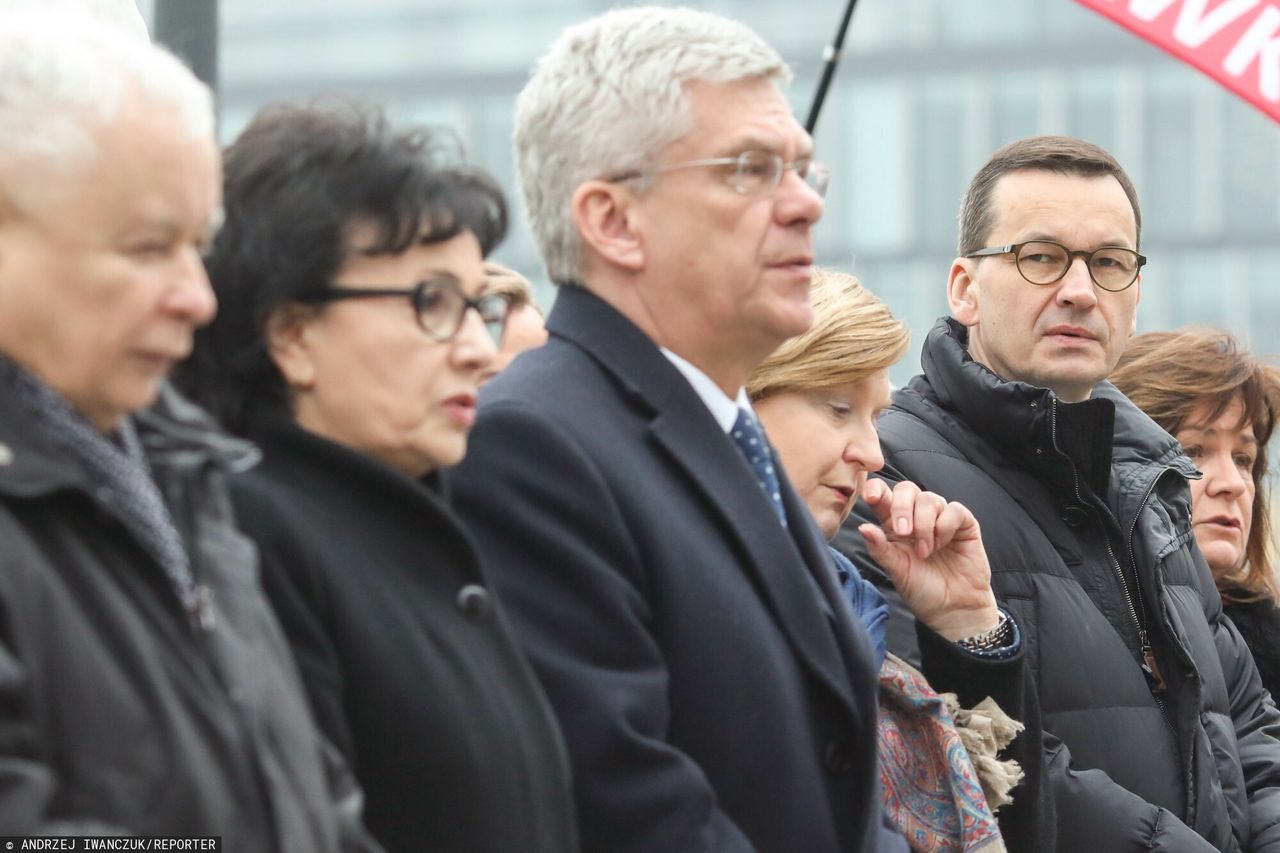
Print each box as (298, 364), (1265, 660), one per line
(838, 318), (1280, 852)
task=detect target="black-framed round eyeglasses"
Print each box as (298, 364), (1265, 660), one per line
(965, 240), (1145, 292)
(302, 276), (510, 342)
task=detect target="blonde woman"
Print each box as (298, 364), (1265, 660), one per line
(481, 261), (548, 377)
(750, 270), (1047, 852)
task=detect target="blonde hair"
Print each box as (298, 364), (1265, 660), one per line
(484, 261), (539, 315)
(749, 269), (909, 401)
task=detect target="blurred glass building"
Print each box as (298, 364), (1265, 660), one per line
(155, 0), (1280, 381)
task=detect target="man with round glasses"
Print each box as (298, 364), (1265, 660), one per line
(965, 239), (1145, 292)
(837, 135), (1280, 850)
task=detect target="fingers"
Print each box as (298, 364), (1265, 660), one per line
(911, 491), (945, 558)
(931, 501), (965, 552)
(888, 481), (923, 537)
(864, 480), (980, 559)
(883, 481), (946, 557)
(860, 478), (893, 525)
(858, 522), (886, 550)
(858, 522), (906, 579)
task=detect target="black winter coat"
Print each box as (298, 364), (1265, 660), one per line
(838, 319), (1280, 852)
(451, 286), (909, 853)
(0, 384), (374, 850)
(229, 416), (578, 853)
(1221, 584), (1280, 702)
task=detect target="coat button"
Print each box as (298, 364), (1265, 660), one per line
(1061, 506), (1090, 529)
(456, 584), (492, 621)
(824, 739), (852, 774)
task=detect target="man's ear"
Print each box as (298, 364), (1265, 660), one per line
(265, 302), (321, 390)
(570, 179), (644, 273)
(947, 258), (980, 328)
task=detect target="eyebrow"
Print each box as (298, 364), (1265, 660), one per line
(421, 269), (490, 298)
(1180, 424), (1258, 444)
(119, 212), (222, 245)
(718, 137), (814, 160)
(1020, 232), (1136, 250)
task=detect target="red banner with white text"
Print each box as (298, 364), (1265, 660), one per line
(1076, 0), (1280, 124)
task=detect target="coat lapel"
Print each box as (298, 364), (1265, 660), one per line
(779, 475), (879, 683)
(649, 411), (857, 711)
(549, 286), (859, 712)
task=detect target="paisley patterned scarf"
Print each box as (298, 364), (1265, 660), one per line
(877, 653), (1022, 852)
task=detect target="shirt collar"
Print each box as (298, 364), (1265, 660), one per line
(660, 348), (753, 434)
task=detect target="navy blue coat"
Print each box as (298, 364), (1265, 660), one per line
(451, 285), (904, 853)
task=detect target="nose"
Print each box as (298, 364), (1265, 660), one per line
(774, 166), (824, 227)
(1055, 256), (1098, 310)
(450, 304), (498, 375)
(164, 244), (217, 325)
(842, 422), (884, 475)
(1204, 450), (1248, 497)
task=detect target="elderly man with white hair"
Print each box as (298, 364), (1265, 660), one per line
(0, 12), (377, 849)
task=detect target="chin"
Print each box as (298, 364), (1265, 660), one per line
(769, 310), (814, 344)
(812, 510), (840, 542)
(1198, 542), (1242, 580)
(1034, 370), (1105, 401)
(428, 439), (467, 471)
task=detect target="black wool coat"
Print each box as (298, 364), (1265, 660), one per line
(229, 416), (577, 853)
(839, 318), (1280, 853)
(450, 286), (1018, 853)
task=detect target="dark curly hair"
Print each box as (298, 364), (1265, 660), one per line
(175, 100), (507, 434)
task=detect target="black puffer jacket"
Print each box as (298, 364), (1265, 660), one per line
(1220, 584), (1280, 702)
(839, 319), (1280, 852)
(0, 381), (376, 850)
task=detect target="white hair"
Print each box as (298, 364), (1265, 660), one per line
(0, 9), (212, 207)
(514, 6), (790, 285)
(3, 0), (151, 41)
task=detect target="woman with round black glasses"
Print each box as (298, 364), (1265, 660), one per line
(175, 102), (577, 853)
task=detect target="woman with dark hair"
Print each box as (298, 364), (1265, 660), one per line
(1112, 328), (1280, 696)
(175, 102), (577, 852)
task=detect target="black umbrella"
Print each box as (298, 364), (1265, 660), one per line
(805, 0), (861, 135)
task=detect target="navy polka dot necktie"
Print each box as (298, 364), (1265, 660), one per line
(730, 408), (787, 527)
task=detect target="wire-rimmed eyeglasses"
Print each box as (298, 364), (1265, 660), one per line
(301, 276), (510, 342)
(610, 149), (830, 198)
(965, 240), (1145, 292)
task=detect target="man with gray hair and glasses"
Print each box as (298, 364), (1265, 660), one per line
(838, 134), (1280, 851)
(452, 7), (1030, 851)
(0, 11), (377, 848)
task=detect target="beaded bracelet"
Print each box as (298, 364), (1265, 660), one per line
(956, 610), (1013, 653)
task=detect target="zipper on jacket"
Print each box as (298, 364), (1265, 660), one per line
(1050, 399), (1167, 706)
(1101, 533), (1165, 694)
(1125, 470), (1179, 695)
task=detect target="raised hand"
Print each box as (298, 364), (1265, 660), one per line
(857, 478), (1000, 642)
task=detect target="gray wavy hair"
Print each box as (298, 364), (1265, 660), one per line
(514, 6), (790, 285)
(0, 9), (212, 210)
